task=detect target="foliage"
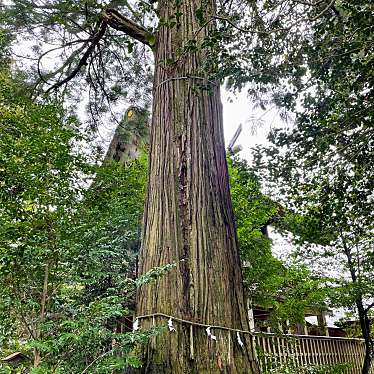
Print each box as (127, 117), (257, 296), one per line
(253, 0), (374, 370)
(228, 156), (329, 332)
(69, 155), (147, 306)
(0, 0), (349, 126)
(0, 28), (13, 66)
(264, 362), (351, 374)
(1, 0), (155, 128)
(228, 155), (279, 300)
(0, 65), (89, 349)
(0, 66), (161, 373)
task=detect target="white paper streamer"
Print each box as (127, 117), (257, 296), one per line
(168, 318), (176, 332)
(236, 331), (244, 347)
(133, 318), (140, 331)
(206, 326), (217, 341)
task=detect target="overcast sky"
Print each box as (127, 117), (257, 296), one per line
(222, 90), (273, 163)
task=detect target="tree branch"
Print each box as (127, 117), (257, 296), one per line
(365, 302), (374, 313)
(104, 8), (151, 47)
(81, 348), (114, 374)
(289, 0), (326, 6)
(40, 41), (89, 85)
(309, 0), (335, 21)
(44, 9), (151, 92)
(46, 20), (108, 93)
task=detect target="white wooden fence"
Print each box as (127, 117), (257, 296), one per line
(254, 332), (373, 373)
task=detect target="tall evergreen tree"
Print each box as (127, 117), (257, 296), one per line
(2, 1), (345, 372)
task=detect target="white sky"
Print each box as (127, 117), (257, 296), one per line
(222, 90), (276, 163)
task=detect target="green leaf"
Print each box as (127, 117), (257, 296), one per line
(146, 33), (156, 47)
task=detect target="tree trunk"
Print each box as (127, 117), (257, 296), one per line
(33, 262), (49, 367)
(356, 299), (373, 374)
(342, 239), (373, 374)
(135, 1), (260, 373)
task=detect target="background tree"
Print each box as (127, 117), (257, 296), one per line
(253, 1), (374, 372)
(229, 156), (330, 335)
(0, 58), (159, 373)
(0, 57), (90, 366)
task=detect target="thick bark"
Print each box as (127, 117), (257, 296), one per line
(135, 1), (260, 373)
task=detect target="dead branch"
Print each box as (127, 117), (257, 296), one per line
(46, 20), (108, 92)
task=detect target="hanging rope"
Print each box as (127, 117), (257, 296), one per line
(134, 312), (254, 336)
(190, 325), (194, 359)
(132, 313), (259, 368)
(228, 330), (231, 365)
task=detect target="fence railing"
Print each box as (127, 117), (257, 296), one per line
(254, 332), (373, 373)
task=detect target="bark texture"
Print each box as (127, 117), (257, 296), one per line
(135, 1), (260, 373)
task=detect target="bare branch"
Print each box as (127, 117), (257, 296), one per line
(42, 7), (151, 92)
(40, 42), (89, 84)
(365, 302), (374, 313)
(37, 39), (88, 84)
(46, 20), (108, 93)
(81, 349), (115, 374)
(309, 0), (335, 21)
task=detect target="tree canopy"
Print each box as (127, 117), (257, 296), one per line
(1, 0), (348, 122)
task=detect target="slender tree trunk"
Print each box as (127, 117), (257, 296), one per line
(356, 299), (373, 374)
(135, 1), (260, 373)
(342, 239), (373, 374)
(34, 262), (49, 367)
